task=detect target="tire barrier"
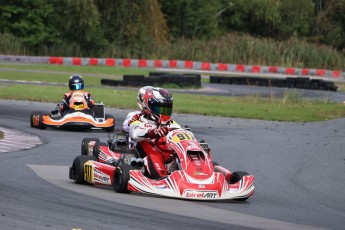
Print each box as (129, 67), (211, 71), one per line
(101, 72), (201, 88)
(209, 76), (338, 91)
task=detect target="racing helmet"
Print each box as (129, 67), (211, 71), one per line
(142, 87), (173, 124)
(69, 74), (84, 91)
(137, 86), (153, 111)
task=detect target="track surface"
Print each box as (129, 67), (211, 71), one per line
(0, 99), (345, 230)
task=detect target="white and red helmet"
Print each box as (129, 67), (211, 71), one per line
(142, 87), (173, 124)
(137, 86), (153, 111)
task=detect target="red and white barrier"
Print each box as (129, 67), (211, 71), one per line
(48, 56), (344, 79)
(0, 55), (343, 80)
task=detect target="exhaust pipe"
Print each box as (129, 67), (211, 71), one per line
(136, 158), (144, 168)
(130, 158), (144, 169)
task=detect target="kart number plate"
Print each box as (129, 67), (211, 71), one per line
(74, 104), (84, 110)
(172, 133), (194, 143)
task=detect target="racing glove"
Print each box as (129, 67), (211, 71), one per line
(128, 113), (141, 126)
(148, 127), (169, 139)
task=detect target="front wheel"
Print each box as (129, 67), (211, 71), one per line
(113, 164), (133, 193)
(70, 155), (97, 184)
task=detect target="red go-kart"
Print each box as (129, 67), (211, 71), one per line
(69, 128), (254, 201)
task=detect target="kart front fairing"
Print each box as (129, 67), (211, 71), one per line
(127, 169), (254, 200)
(42, 111), (113, 129)
(127, 129), (254, 200)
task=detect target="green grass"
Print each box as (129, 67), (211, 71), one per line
(0, 130), (3, 140)
(0, 63), (151, 76)
(0, 63), (150, 85)
(1, 63), (345, 122)
(1, 84), (344, 122)
(0, 63), (209, 85)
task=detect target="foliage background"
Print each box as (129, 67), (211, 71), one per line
(0, 0), (344, 70)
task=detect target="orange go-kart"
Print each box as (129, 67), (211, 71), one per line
(30, 91), (115, 131)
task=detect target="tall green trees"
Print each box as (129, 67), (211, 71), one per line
(0, 0), (56, 46)
(96, 0), (167, 57)
(312, 0), (345, 50)
(161, 0), (222, 39)
(0, 0), (344, 64)
(51, 0), (106, 56)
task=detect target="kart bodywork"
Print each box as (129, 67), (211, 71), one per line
(69, 129), (254, 201)
(30, 92), (114, 131)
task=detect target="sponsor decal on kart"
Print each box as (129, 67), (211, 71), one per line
(73, 103), (84, 110)
(193, 171), (208, 176)
(150, 180), (169, 189)
(198, 184), (205, 189)
(155, 185), (168, 189)
(183, 190), (219, 199)
(94, 169), (111, 184)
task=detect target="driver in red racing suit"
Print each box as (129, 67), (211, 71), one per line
(125, 87), (181, 179)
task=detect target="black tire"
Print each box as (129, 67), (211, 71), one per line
(30, 112), (39, 128)
(71, 155), (97, 184)
(81, 138), (100, 155)
(104, 114), (115, 132)
(101, 79), (118, 86)
(93, 142), (107, 158)
(229, 171), (249, 184)
(113, 164), (133, 193)
(38, 112), (47, 129)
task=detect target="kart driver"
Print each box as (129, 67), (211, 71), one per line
(123, 86), (181, 179)
(51, 74), (95, 118)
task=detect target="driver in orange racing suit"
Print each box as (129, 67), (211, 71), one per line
(50, 74), (95, 119)
(125, 87), (181, 179)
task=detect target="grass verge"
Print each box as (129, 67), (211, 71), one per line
(1, 63), (345, 122)
(1, 84), (345, 122)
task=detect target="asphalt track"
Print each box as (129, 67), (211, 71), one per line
(0, 97), (345, 230)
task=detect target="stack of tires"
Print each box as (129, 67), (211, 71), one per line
(209, 76), (338, 91)
(101, 72), (201, 88)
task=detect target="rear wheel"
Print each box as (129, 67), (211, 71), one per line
(71, 155), (97, 184)
(113, 164), (133, 193)
(93, 142), (107, 158)
(81, 138), (100, 155)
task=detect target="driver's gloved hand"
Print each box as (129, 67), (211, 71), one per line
(148, 127), (169, 139)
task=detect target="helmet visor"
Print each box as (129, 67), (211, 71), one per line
(70, 83), (84, 90)
(151, 104), (172, 116)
